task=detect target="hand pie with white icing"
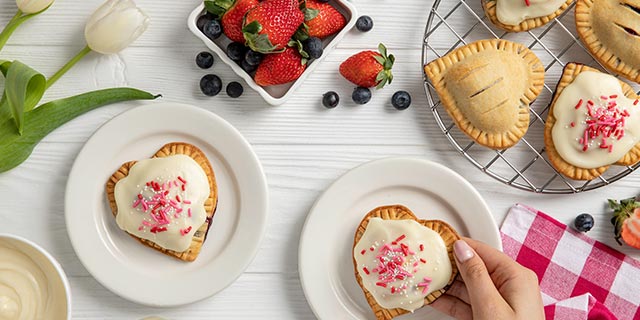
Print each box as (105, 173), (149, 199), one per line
(106, 142), (218, 262)
(576, 0), (640, 83)
(352, 205), (460, 320)
(544, 63), (640, 180)
(483, 0), (572, 32)
(425, 39), (544, 149)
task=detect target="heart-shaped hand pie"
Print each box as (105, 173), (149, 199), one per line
(544, 63), (640, 180)
(576, 0), (640, 83)
(482, 0), (572, 32)
(352, 205), (460, 320)
(425, 39), (544, 149)
(105, 142), (218, 262)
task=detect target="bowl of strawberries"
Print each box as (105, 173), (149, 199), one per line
(188, 0), (357, 105)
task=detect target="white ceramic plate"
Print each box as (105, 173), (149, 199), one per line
(298, 158), (500, 319)
(65, 103), (268, 306)
(187, 1), (357, 106)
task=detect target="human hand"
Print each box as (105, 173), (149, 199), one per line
(431, 237), (544, 320)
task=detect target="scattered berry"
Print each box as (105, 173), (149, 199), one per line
(226, 81), (244, 98)
(574, 213), (595, 232)
(203, 19), (223, 40)
(340, 43), (394, 89)
(196, 52), (214, 69)
(197, 12), (216, 31)
(241, 60), (258, 74)
(322, 91), (339, 108)
(303, 37), (323, 59)
(200, 74), (223, 96)
(227, 42), (247, 62)
(391, 91), (412, 110)
(356, 15), (373, 32)
(244, 50), (264, 66)
(352, 87), (371, 105)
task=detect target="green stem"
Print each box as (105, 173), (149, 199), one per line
(0, 11), (24, 53)
(45, 45), (92, 90)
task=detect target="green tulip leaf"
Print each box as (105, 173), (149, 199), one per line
(0, 87), (160, 173)
(0, 60), (11, 76)
(5, 60), (46, 134)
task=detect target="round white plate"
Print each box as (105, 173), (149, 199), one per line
(65, 103), (268, 306)
(298, 158), (500, 319)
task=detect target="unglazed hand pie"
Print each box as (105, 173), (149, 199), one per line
(352, 205), (460, 320)
(576, 0), (640, 83)
(483, 0), (572, 32)
(106, 142), (218, 261)
(425, 39), (544, 149)
(544, 63), (640, 180)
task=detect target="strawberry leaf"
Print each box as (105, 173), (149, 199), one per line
(293, 23), (310, 42)
(204, 0), (235, 16)
(373, 55), (385, 66)
(303, 8), (319, 21)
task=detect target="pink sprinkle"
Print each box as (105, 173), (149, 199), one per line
(176, 195), (181, 202)
(419, 244), (424, 251)
(363, 267), (370, 275)
(361, 249), (366, 255)
(138, 226), (144, 231)
(413, 268), (418, 273)
(177, 176), (186, 184)
(369, 246), (374, 251)
(587, 100), (594, 106)
(600, 95), (608, 100)
(391, 287), (396, 294)
(181, 185), (186, 191)
(609, 145), (613, 153)
(376, 282), (387, 288)
(420, 258), (427, 264)
(141, 201), (149, 211)
(177, 208), (183, 213)
(394, 234), (406, 243)
(183, 200), (192, 204)
(634, 99), (639, 106)
(142, 221), (153, 226)
(137, 194), (143, 199)
(575, 99), (583, 109)
(132, 199), (141, 208)
(570, 122), (575, 127)
(174, 213), (180, 218)
(188, 208), (192, 217)
(610, 94), (618, 99)
(413, 261), (419, 267)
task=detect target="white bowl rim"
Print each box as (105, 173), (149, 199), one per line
(0, 233), (72, 319)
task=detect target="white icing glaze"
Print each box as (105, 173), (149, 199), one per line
(0, 241), (67, 320)
(496, 0), (567, 25)
(552, 71), (640, 169)
(353, 218), (452, 312)
(114, 155), (210, 252)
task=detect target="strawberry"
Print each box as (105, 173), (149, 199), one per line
(204, 0), (259, 43)
(254, 46), (307, 86)
(243, 0), (305, 53)
(304, 0), (346, 39)
(609, 198), (640, 249)
(339, 43), (394, 89)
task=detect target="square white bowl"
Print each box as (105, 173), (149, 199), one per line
(188, 1), (357, 106)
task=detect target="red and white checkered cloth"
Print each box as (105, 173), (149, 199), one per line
(501, 204), (640, 320)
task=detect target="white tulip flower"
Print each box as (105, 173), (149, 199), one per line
(84, 0), (149, 55)
(16, 0), (54, 14)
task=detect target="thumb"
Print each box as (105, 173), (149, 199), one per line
(453, 240), (506, 313)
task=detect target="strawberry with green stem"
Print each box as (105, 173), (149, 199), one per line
(205, 0), (259, 43)
(608, 197), (640, 249)
(339, 43), (394, 89)
(243, 0), (305, 53)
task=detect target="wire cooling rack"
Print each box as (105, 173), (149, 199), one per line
(422, 0), (640, 194)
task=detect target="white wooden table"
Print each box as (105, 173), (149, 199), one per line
(0, 0), (639, 318)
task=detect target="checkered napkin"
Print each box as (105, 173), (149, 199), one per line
(500, 204), (640, 320)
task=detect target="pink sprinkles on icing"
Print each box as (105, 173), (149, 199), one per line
(360, 234), (430, 296)
(131, 177), (195, 235)
(574, 96), (631, 153)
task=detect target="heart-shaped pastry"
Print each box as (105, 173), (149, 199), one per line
(483, 0), (573, 32)
(352, 205), (460, 320)
(545, 63), (640, 180)
(425, 39), (544, 149)
(105, 142), (218, 261)
(576, 0), (640, 83)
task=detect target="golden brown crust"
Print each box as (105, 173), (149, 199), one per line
(576, 0), (640, 84)
(482, 0), (573, 32)
(425, 39), (544, 149)
(543, 63), (640, 180)
(352, 205), (460, 320)
(105, 142), (218, 262)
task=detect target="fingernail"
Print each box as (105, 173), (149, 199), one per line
(454, 240), (474, 262)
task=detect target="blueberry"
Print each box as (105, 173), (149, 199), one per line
(391, 91), (412, 110)
(244, 50), (263, 66)
(352, 87), (371, 105)
(227, 42), (247, 62)
(303, 37), (323, 59)
(574, 213), (595, 232)
(226, 81), (244, 98)
(322, 91), (339, 108)
(203, 19), (223, 40)
(200, 74), (222, 96)
(196, 51), (214, 69)
(241, 60), (257, 74)
(356, 15), (373, 32)
(197, 12), (215, 31)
